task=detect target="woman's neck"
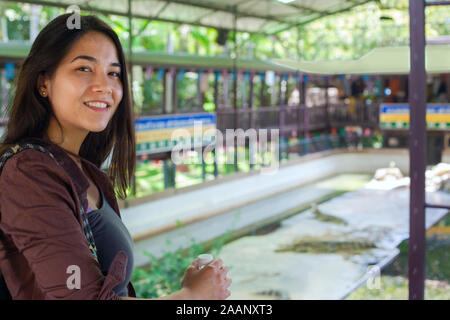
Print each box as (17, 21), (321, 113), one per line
(43, 131), (84, 169)
(44, 117), (88, 157)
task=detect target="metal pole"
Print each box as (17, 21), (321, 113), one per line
(201, 148), (206, 181)
(260, 73), (265, 107)
(128, 0), (137, 198)
(425, 1), (450, 5)
(214, 71), (219, 109)
(233, 6), (238, 173)
(249, 72), (254, 127)
(325, 76), (330, 130)
(408, 0), (426, 300)
(249, 72), (255, 170)
(172, 69), (178, 113)
(197, 70), (203, 110)
(0, 69), (3, 120)
(162, 69), (167, 114)
(296, 73), (302, 142)
(213, 149), (218, 178)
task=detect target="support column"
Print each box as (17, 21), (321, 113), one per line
(213, 149), (218, 178)
(278, 74), (283, 106)
(302, 75), (309, 155)
(296, 73), (301, 139)
(197, 70), (205, 110)
(325, 76), (330, 130)
(127, 0), (137, 198)
(201, 149), (206, 181)
(162, 69), (167, 114)
(301, 75), (308, 138)
(165, 68), (173, 114)
(214, 71), (219, 108)
(172, 68), (178, 113)
(408, 0), (426, 301)
(163, 158), (176, 189)
(249, 72), (255, 170)
(0, 69), (4, 119)
(260, 72), (265, 107)
(248, 71), (255, 129)
(232, 7), (238, 173)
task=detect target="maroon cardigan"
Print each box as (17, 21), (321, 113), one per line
(0, 138), (136, 299)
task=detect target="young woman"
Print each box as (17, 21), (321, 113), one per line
(0, 13), (231, 300)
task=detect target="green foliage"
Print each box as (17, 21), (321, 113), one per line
(131, 229), (233, 299)
(346, 275), (450, 300)
(176, 75), (199, 111)
(2, 1), (449, 62)
(362, 132), (384, 148)
(349, 219), (450, 300)
(142, 77), (163, 112)
(383, 228), (450, 282)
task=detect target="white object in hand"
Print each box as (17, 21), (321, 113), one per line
(197, 254), (213, 270)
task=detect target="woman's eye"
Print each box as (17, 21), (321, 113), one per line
(109, 71), (121, 78)
(77, 66), (91, 72)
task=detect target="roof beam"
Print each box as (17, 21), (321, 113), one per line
(4, 0), (270, 34)
(269, 0), (324, 15)
(159, 0), (292, 25)
(5, 0), (376, 35)
(153, 1), (171, 19)
(5, 0), (277, 35)
(272, 0), (375, 34)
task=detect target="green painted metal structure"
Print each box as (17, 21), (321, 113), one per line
(0, 41), (296, 72)
(2, 42), (450, 75)
(273, 45), (450, 75)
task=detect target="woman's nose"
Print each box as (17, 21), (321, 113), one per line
(91, 72), (112, 94)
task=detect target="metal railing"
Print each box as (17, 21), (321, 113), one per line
(215, 102), (380, 134)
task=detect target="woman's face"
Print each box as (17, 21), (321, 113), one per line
(41, 31), (123, 135)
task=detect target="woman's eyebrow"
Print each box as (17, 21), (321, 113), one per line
(70, 55), (121, 68)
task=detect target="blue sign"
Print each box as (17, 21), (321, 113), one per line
(157, 68), (165, 80)
(177, 68), (185, 80)
(5, 63), (14, 80)
(380, 103), (450, 130)
(135, 113), (217, 155)
(135, 113), (216, 132)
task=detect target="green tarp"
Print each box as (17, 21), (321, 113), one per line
(272, 45), (450, 75)
(2, 42), (449, 75)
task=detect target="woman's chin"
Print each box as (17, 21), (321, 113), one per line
(88, 125), (108, 133)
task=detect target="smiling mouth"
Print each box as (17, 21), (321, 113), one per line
(83, 101), (110, 110)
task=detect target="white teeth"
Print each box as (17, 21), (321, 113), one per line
(85, 102), (108, 108)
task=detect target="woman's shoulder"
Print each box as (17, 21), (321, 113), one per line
(0, 148), (69, 185)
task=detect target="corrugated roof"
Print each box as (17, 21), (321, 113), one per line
(7, 0), (375, 34)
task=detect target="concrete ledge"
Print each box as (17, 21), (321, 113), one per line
(121, 148), (410, 244)
(118, 147), (409, 210)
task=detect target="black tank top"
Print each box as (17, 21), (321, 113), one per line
(87, 188), (134, 297)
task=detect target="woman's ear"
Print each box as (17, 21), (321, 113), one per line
(36, 73), (50, 97)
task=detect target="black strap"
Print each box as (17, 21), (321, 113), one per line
(0, 273), (11, 300)
(0, 142), (99, 299)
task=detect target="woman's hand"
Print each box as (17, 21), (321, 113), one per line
(180, 258), (232, 300)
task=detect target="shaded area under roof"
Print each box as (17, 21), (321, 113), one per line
(6, 0), (376, 35)
(272, 45), (450, 75)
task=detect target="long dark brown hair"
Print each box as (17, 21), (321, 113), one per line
(0, 14), (135, 200)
